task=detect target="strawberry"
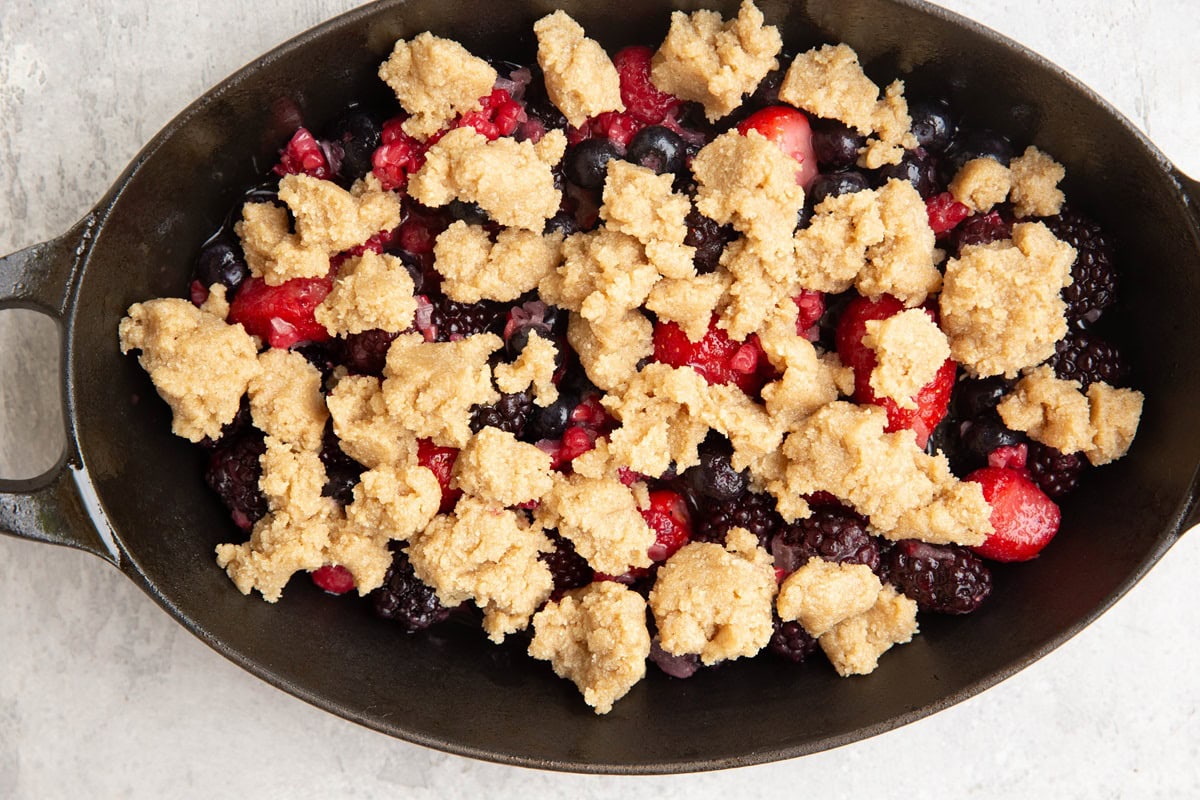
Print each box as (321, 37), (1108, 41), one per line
(417, 438), (461, 513)
(967, 466), (1061, 562)
(641, 489), (693, 562)
(652, 316), (775, 395)
(736, 106), (819, 190)
(310, 564), (356, 595)
(273, 127), (330, 180)
(835, 294), (955, 448)
(228, 274), (332, 349)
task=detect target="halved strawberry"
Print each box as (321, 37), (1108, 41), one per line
(652, 316), (775, 395)
(834, 294), (955, 448)
(417, 438), (461, 513)
(641, 489), (693, 562)
(967, 466), (1061, 562)
(737, 106), (819, 190)
(227, 274), (333, 349)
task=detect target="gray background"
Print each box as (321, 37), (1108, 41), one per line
(2, 0), (1198, 796)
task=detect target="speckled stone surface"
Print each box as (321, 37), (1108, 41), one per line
(1, 1), (1198, 796)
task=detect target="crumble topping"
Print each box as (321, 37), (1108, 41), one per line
(779, 44), (916, 167)
(819, 584), (918, 676)
(858, 179), (941, 305)
(433, 221), (564, 304)
(862, 309), (950, 409)
(718, 238), (797, 341)
(258, 436), (335, 522)
(216, 509), (332, 602)
(407, 496), (553, 642)
(600, 160), (695, 279)
(344, 463), (442, 541)
(602, 362), (717, 477)
(453, 427), (554, 507)
(692, 129), (807, 253)
(776, 557), (883, 637)
(540, 229), (660, 324)
(794, 188), (885, 294)
(248, 348), (329, 452)
(757, 306), (852, 430)
(326, 375), (418, 469)
(1009, 146), (1066, 218)
(118, 297), (260, 443)
(535, 473), (655, 575)
(382, 332), (502, 447)
(939, 222), (1076, 378)
(996, 366), (1144, 465)
(315, 251), (417, 335)
(650, 0), (782, 122)
(377, 32), (497, 140)
(200, 283), (230, 320)
(494, 331), (560, 406)
(528, 581), (650, 715)
(645, 272), (731, 343)
(648, 528), (777, 664)
(533, 11), (625, 128)
(408, 127), (567, 231)
(322, 520), (394, 595)
(567, 310), (653, 393)
(948, 157), (1013, 213)
(776, 402), (993, 544)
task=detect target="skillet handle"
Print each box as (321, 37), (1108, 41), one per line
(0, 215), (119, 564)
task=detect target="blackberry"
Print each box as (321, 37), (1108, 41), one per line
(694, 490), (781, 549)
(1049, 331), (1128, 387)
(470, 391), (534, 436)
(319, 424), (363, 506)
(1027, 442), (1087, 499)
(768, 617), (818, 663)
(373, 550), (449, 632)
(432, 298), (504, 341)
(1044, 208), (1117, 328)
(683, 208), (732, 274)
(680, 436), (747, 502)
(205, 430), (268, 528)
(327, 111), (382, 187)
(771, 504), (881, 574)
(885, 539), (991, 615)
(293, 340), (340, 383)
(341, 329), (400, 376)
(540, 532), (594, 592)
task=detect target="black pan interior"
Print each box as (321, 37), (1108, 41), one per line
(64, 0), (1200, 772)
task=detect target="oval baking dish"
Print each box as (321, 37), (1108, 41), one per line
(2, 0), (1198, 774)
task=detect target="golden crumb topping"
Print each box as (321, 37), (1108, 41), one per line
(534, 11), (625, 128)
(377, 32), (497, 140)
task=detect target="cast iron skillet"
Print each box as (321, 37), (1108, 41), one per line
(2, 0), (1199, 774)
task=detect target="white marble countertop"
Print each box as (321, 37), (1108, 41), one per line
(2, 0), (1198, 796)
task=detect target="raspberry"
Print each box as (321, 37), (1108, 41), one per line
(396, 204), (447, 256)
(431, 298), (505, 341)
(770, 504), (881, 575)
(340, 329), (400, 377)
(417, 438), (462, 513)
(1026, 442), (1087, 499)
(470, 391), (534, 436)
(273, 127), (331, 180)
(694, 490), (782, 549)
(311, 564), (355, 595)
(612, 46), (681, 124)
(227, 274), (333, 349)
(1048, 331), (1128, 388)
(683, 208), (733, 274)
(967, 466), (1061, 562)
(884, 539), (992, 614)
(1044, 208), (1117, 328)
(925, 192), (970, 235)
(572, 110), (645, 148)
(537, 425), (597, 470)
(455, 88), (527, 140)
(835, 294), (955, 448)
(652, 316), (775, 395)
(371, 117), (427, 191)
(205, 431), (268, 531)
(541, 532), (594, 594)
(954, 209), (1012, 254)
(793, 290), (825, 340)
(768, 617), (819, 663)
(641, 489), (692, 562)
(373, 550), (449, 632)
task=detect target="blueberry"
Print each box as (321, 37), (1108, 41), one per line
(811, 118), (865, 170)
(395, 251), (424, 294)
(959, 417), (1024, 465)
(448, 199), (489, 226)
(808, 170), (870, 206)
(545, 211), (580, 236)
(877, 150), (940, 198)
(684, 209), (731, 274)
(625, 125), (686, 175)
(329, 111), (382, 186)
(526, 392), (578, 441)
(908, 98), (956, 153)
(195, 239), (249, 291)
(954, 376), (1016, 419)
(681, 438), (747, 502)
(564, 139), (621, 191)
(944, 128), (1016, 177)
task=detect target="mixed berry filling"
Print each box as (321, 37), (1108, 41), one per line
(121, 3), (1145, 715)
